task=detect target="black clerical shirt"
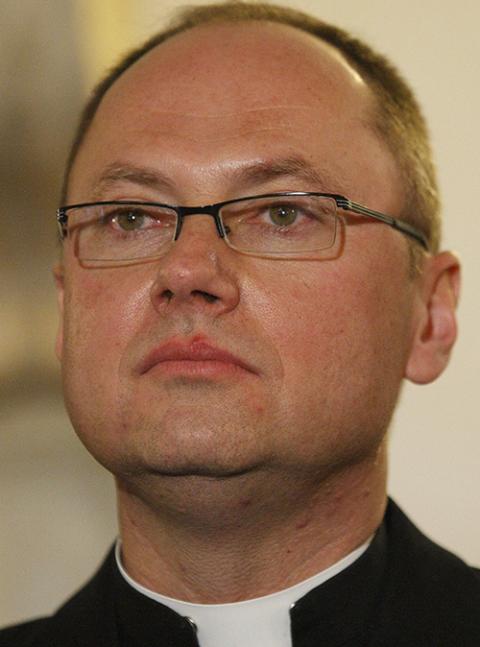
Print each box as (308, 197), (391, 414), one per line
(1, 500), (480, 646)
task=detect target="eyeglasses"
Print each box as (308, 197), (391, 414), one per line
(57, 192), (428, 265)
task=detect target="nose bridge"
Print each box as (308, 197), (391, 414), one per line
(175, 205), (225, 241)
(150, 204), (239, 314)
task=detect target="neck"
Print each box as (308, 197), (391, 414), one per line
(116, 444), (387, 603)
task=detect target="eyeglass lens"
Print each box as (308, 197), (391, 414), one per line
(66, 195), (338, 263)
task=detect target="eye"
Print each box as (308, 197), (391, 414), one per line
(267, 204), (299, 226)
(112, 209), (148, 231)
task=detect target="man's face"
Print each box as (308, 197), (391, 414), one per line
(57, 23), (419, 483)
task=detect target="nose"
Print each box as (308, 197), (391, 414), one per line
(149, 215), (240, 316)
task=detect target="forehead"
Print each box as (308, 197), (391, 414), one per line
(99, 21), (369, 131)
(71, 22), (399, 205)
(116, 22), (365, 107)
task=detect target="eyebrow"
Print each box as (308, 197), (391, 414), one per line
(90, 163), (175, 199)
(90, 156), (340, 202)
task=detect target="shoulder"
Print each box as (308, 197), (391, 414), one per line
(0, 547), (116, 647)
(0, 618), (51, 647)
(385, 499), (480, 588)
(372, 500), (480, 644)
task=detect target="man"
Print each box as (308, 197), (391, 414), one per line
(1, 2), (478, 646)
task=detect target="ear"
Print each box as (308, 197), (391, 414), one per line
(405, 251), (461, 384)
(53, 263), (65, 361)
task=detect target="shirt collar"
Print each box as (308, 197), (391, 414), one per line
(115, 537), (371, 647)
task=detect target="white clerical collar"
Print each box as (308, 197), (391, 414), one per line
(115, 537), (371, 647)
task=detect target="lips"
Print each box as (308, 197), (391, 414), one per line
(139, 338), (256, 376)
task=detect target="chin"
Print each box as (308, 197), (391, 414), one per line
(127, 444), (266, 481)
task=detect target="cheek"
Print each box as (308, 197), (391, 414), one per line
(257, 260), (412, 430)
(60, 267), (156, 460)
(62, 269), (153, 378)
(259, 268), (346, 362)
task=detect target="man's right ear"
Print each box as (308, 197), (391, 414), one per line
(53, 263), (64, 361)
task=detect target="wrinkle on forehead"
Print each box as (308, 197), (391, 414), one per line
(126, 104), (352, 119)
(107, 103), (368, 146)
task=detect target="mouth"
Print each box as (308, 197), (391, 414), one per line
(138, 337), (257, 379)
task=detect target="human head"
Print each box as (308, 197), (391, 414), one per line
(62, 0), (441, 257)
(54, 3), (459, 516)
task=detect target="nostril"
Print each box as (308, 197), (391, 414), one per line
(193, 290), (218, 303)
(160, 289), (218, 304)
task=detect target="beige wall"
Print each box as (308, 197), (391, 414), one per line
(2, 0), (479, 628)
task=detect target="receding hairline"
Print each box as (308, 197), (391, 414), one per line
(61, 1), (440, 256)
(123, 18), (367, 83)
(66, 18), (380, 197)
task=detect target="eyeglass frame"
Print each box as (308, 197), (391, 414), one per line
(56, 191), (429, 260)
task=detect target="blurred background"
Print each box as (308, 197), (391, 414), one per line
(1, 0), (479, 628)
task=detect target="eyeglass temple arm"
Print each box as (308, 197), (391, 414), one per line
(57, 208), (68, 238)
(336, 198), (429, 250)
